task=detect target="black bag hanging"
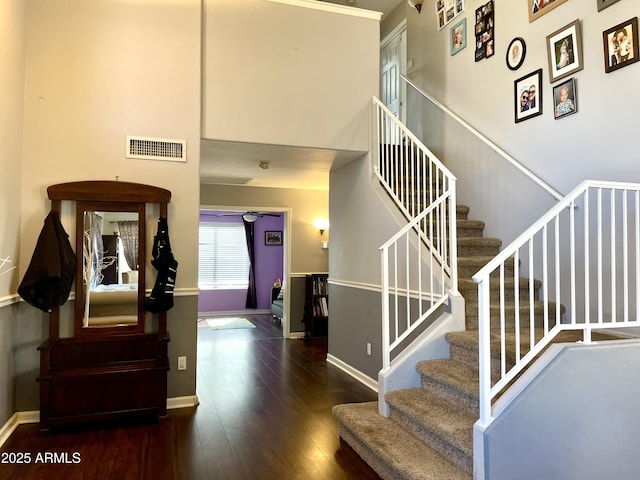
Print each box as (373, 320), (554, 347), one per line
(145, 216), (178, 313)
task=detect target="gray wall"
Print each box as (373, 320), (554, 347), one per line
(328, 154), (408, 380)
(482, 340), (640, 480)
(402, 1), (640, 245)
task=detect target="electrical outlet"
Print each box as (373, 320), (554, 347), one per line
(366, 343), (372, 356)
(177, 356), (187, 371)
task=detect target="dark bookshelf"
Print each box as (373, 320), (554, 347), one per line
(303, 274), (329, 338)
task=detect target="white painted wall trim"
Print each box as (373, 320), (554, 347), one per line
(327, 353), (378, 393)
(0, 396), (201, 448)
(0, 294), (19, 309)
(267, 0), (382, 20)
(166, 395), (200, 410)
(328, 278), (381, 293)
(0, 411), (39, 447)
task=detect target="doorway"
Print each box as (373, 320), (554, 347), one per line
(197, 206), (292, 337)
(381, 20), (407, 124)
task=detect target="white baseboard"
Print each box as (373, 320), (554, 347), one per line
(167, 395), (200, 409)
(0, 411), (39, 447)
(326, 354), (379, 393)
(0, 396), (200, 448)
(289, 332), (306, 339)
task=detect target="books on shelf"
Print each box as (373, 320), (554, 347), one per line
(313, 296), (328, 317)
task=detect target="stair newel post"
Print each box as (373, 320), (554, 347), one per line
(381, 246), (390, 372)
(448, 177), (459, 295)
(477, 275), (493, 426)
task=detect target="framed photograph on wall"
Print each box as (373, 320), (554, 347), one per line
(597, 0), (621, 12)
(450, 18), (467, 55)
(528, 0), (569, 23)
(436, 0), (465, 30)
(546, 19), (583, 83)
(603, 17), (639, 73)
(553, 78), (577, 119)
(514, 69), (542, 123)
(506, 37), (526, 70)
(265, 231), (282, 246)
(474, 1), (494, 62)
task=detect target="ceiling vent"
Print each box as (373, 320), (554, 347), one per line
(126, 136), (186, 162)
(200, 175), (253, 185)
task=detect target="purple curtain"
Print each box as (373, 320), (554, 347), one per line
(243, 219), (257, 309)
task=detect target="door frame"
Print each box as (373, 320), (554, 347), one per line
(198, 204), (293, 338)
(381, 19), (407, 125)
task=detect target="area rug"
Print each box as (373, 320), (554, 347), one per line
(201, 317), (256, 330)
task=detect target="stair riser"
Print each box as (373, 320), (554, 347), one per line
(458, 283), (539, 302)
(388, 408), (473, 474)
(448, 343), (518, 375)
(419, 377), (479, 418)
(458, 264), (514, 279)
(456, 226), (484, 238)
(457, 245), (501, 257)
(464, 312), (548, 331)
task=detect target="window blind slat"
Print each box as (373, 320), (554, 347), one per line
(198, 223), (250, 288)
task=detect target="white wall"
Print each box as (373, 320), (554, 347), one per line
(202, 0), (380, 153)
(0, 0), (25, 297)
(406, 1), (640, 200)
(14, 0), (202, 410)
(0, 0), (26, 427)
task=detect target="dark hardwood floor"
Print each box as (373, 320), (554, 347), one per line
(0, 314), (380, 480)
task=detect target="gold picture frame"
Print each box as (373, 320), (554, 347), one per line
(528, 0), (569, 23)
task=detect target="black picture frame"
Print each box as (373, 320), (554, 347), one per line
(553, 78), (578, 119)
(265, 231), (282, 246)
(603, 17), (639, 73)
(514, 68), (543, 123)
(506, 37), (526, 70)
(474, 1), (494, 62)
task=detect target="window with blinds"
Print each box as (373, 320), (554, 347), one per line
(198, 222), (250, 289)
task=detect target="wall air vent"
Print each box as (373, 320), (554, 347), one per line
(126, 136), (187, 162)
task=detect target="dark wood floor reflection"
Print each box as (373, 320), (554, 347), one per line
(0, 314), (380, 480)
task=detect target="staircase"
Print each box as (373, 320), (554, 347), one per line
(334, 204), (495, 479)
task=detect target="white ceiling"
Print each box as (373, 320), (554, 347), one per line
(199, 0), (403, 190)
(200, 139), (366, 190)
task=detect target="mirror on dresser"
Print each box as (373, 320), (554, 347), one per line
(74, 202), (146, 334)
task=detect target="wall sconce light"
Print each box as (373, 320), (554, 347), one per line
(313, 218), (330, 249)
(408, 0), (423, 13)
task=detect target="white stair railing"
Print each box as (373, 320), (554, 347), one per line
(473, 180), (640, 426)
(373, 98), (458, 371)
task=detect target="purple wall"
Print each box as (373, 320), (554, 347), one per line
(198, 211), (284, 313)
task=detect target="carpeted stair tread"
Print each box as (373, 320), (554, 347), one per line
(333, 402), (472, 480)
(458, 277), (542, 301)
(385, 388), (474, 472)
(457, 237), (502, 256)
(416, 359), (481, 416)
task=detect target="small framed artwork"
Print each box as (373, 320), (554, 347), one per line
(265, 231), (282, 246)
(553, 78), (577, 119)
(450, 18), (467, 56)
(506, 37), (526, 70)
(436, 0), (465, 30)
(597, 0), (621, 12)
(514, 68), (542, 123)
(474, 1), (494, 62)
(546, 19), (583, 83)
(603, 17), (639, 73)
(528, 0), (569, 23)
